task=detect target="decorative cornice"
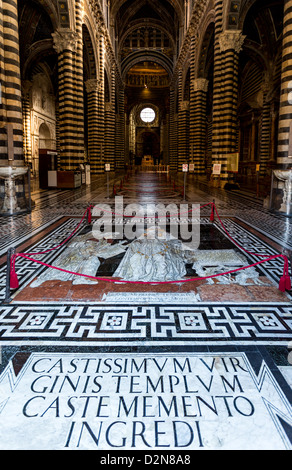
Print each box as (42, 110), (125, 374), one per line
(172, 0), (208, 83)
(88, 0), (122, 86)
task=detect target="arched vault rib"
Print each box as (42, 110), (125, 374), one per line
(121, 51), (173, 80)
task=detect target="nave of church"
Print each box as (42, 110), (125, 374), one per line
(0, 0), (292, 453)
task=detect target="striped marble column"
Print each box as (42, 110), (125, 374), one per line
(52, 29), (84, 170)
(259, 92), (272, 177)
(55, 103), (60, 169)
(178, 100), (190, 171)
(169, 86), (177, 171)
(192, 78), (208, 175)
(105, 102), (115, 170)
(277, 0), (292, 165)
(85, 79), (100, 173)
(211, 0), (224, 169)
(189, 31), (197, 169)
(0, 0), (24, 165)
(104, 67), (116, 170)
(177, 68), (187, 171)
(97, 33), (105, 172)
(74, 0), (85, 166)
(115, 85), (125, 169)
(22, 81), (33, 166)
(213, 29), (244, 184)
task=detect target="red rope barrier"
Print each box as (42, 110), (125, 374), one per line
(10, 251), (288, 286)
(8, 202), (291, 291)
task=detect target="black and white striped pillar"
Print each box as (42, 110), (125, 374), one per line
(212, 29), (244, 184)
(115, 84), (125, 169)
(22, 81), (33, 166)
(105, 101), (115, 170)
(85, 79), (100, 173)
(178, 100), (190, 171)
(169, 86), (177, 171)
(277, 0), (292, 166)
(52, 29), (84, 170)
(192, 78), (208, 175)
(177, 67), (190, 171)
(259, 83), (272, 177)
(0, 0), (24, 165)
(104, 67), (116, 170)
(211, 0), (224, 173)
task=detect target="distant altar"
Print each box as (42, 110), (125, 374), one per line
(142, 155), (154, 166)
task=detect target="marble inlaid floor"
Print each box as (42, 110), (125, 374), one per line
(0, 170), (291, 452)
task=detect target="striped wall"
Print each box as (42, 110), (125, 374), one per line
(240, 63), (263, 103)
(277, 0), (292, 165)
(0, 0), (23, 165)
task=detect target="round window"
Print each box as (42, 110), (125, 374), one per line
(140, 107), (156, 123)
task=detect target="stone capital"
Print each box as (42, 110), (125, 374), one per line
(105, 102), (114, 112)
(179, 100), (190, 111)
(52, 29), (79, 54)
(218, 30), (245, 53)
(85, 79), (100, 93)
(192, 78), (209, 92)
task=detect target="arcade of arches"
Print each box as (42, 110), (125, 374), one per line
(0, 0), (292, 451)
(1, 0), (291, 182)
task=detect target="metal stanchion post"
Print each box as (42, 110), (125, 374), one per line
(2, 247), (15, 304)
(269, 171), (274, 210)
(284, 249), (292, 279)
(86, 204), (90, 224)
(183, 171), (186, 201)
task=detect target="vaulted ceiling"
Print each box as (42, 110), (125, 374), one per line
(112, 0), (180, 119)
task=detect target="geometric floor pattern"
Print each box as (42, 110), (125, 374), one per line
(0, 172), (291, 451)
(0, 302), (292, 346)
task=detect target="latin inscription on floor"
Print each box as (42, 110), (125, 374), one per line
(0, 352), (291, 450)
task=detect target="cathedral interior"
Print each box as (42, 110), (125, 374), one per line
(0, 0), (292, 452)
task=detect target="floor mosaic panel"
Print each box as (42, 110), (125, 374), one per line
(0, 215), (290, 300)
